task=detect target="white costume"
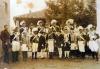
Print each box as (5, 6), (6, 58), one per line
(88, 40), (99, 52)
(48, 39), (55, 52)
(12, 41), (20, 52)
(78, 41), (85, 52)
(31, 28), (39, 52)
(32, 43), (38, 52)
(77, 26), (85, 52)
(88, 37), (99, 52)
(21, 44), (28, 51)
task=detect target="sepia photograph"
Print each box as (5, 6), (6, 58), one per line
(0, 0), (100, 69)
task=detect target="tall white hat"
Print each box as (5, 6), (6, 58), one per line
(87, 24), (93, 30)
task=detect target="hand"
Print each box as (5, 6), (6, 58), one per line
(5, 42), (8, 45)
(61, 44), (63, 47)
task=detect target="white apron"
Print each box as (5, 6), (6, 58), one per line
(21, 44), (28, 51)
(32, 43), (38, 52)
(71, 43), (78, 50)
(12, 41), (20, 52)
(78, 41), (85, 52)
(48, 39), (54, 52)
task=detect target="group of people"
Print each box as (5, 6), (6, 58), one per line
(0, 19), (100, 64)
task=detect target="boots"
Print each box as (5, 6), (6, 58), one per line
(35, 52), (37, 59)
(49, 52), (53, 59)
(95, 52), (99, 61)
(32, 52), (34, 59)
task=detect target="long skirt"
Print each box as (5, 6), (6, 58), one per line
(32, 43), (38, 52)
(78, 41), (85, 52)
(48, 39), (54, 52)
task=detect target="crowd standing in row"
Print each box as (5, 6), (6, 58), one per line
(0, 19), (100, 64)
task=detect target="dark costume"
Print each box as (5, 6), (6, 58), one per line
(0, 29), (11, 63)
(55, 33), (64, 58)
(38, 34), (46, 52)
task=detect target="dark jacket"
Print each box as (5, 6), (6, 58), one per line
(30, 35), (39, 43)
(55, 34), (64, 48)
(0, 29), (11, 51)
(0, 30), (10, 43)
(38, 35), (46, 52)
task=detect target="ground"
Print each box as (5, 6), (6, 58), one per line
(0, 58), (100, 69)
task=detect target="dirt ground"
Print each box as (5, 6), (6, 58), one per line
(0, 58), (100, 69)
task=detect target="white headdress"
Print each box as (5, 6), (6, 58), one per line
(51, 19), (57, 25)
(78, 26), (83, 30)
(20, 20), (26, 25)
(66, 19), (74, 25)
(37, 20), (43, 26)
(87, 24), (93, 30)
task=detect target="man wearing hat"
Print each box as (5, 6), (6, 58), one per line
(65, 19), (74, 30)
(38, 30), (46, 58)
(20, 21), (28, 60)
(37, 20), (46, 33)
(47, 19), (60, 59)
(77, 26), (86, 59)
(47, 27), (56, 59)
(50, 19), (60, 32)
(20, 20), (28, 43)
(55, 31), (64, 59)
(20, 20), (28, 34)
(30, 28), (39, 59)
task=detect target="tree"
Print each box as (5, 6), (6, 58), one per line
(45, 0), (96, 27)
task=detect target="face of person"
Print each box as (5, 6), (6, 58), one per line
(30, 25), (33, 29)
(57, 32), (60, 35)
(64, 29), (68, 33)
(4, 25), (8, 30)
(34, 31), (38, 35)
(53, 23), (57, 26)
(39, 22), (43, 26)
(90, 27), (94, 31)
(79, 29), (83, 33)
(22, 23), (26, 27)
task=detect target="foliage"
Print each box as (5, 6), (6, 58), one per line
(45, 0), (96, 27)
